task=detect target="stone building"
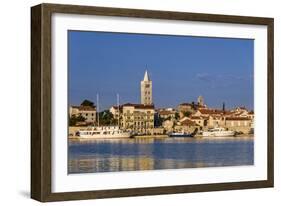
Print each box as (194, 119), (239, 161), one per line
(175, 118), (200, 133)
(109, 106), (121, 119)
(191, 107), (254, 133)
(224, 117), (253, 134)
(177, 96), (207, 118)
(121, 103), (155, 134)
(69, 105), (96, 124)
(192, 108), (226, 128)
(140, 70), (153, 105)
(157, 110), (176, 120)
(189, 116), (207, 128)
(177, 103), (194, 118)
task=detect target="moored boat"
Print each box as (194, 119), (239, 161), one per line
(78, 93), (132, 139)
(78, 126), (132, 139)
(202, 127), (235, 137)
(168, 131), (194, 138)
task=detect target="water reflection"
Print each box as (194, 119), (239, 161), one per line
(68, 137), (254, 174)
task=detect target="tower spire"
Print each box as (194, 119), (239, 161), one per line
(141, 69), (152, 105)
(143, 70), (150, 81)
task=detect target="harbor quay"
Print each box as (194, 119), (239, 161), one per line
(69, 71), (254, 138)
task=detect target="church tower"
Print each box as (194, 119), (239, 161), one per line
(198, 95), (204, 106)
(141, 70), (153, 105)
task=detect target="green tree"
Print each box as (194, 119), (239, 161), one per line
(98, 110), (115, 125)
(154, 115), (164, 127)
(69, 114), (86, 126)
(175, 112), (180, 120)
(183, 111), (192, 117)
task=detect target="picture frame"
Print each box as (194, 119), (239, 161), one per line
(31, 3), (274, 202)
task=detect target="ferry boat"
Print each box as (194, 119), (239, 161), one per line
(78, 126), (132, 139)
(168, 131), (194, 138)
(202, 127), (235, 137)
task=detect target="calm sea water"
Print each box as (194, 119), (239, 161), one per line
(68, 137), (254, 174)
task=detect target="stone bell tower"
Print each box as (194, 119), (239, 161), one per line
(141, 70), (152, 105)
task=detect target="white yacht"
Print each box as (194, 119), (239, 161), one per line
(202, 127), (235, 137)
(78, 126), (132, 139)
(78, 93), (131, 139)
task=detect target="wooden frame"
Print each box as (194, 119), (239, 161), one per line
(31, 3), (274, 202)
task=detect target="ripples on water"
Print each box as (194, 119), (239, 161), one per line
(68, 137), (254, 174)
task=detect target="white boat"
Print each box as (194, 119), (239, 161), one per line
(78, 93), (131, 139)
(168, 131), (194, 138)
(78, 126), (132, 139)
(202, 127), (235, 137)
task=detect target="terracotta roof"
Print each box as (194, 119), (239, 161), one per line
(159, 110), (175, 115)
(122, 103), (154, 109)
(234, 111), (244, 116)
(199, 109), (225, 115)
(181, 119), (198, 126)
(226, 117), (251, 121)
(224, 111), (235, 115)
(190, 116), (202, 120)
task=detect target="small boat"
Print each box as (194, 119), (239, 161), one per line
(168, 131), (194, 138)
(202, 127), (235, 137)
(78, 126), (132, 139)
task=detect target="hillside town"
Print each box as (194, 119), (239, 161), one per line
(69, 71), (254, 136)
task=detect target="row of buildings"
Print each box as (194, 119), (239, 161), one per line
(69, 71), (254, 135)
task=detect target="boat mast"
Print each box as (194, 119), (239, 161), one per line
(97, 93), (99, 127)
(117, 93), (120, 128)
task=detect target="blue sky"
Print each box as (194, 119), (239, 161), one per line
(68, 30), (254, 111)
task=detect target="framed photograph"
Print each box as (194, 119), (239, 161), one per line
(31, 3), (274, 202)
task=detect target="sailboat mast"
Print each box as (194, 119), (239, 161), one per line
(97, 93), (99, 127)
(117, 93), (120, 128)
